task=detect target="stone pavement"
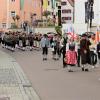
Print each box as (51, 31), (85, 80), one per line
(1, 47), (100, 100)
(0, 51), (40, 100)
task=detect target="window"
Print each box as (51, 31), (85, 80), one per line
(52, 12), (54, 15)
(11, 0), (15, 2)
(61, 2), (67, 5)
(56, 3), (58, 7)
(62, 9), (71, 13)
(48, 1), (50, 5)
(2, 23), (6, 28)
(11, 11), (16, 17)
(56, 12), (58, 16)
(62, 17), (72, 20)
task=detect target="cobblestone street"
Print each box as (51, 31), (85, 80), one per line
(1, 47), (100, 100)
(0, 50), (40, 100)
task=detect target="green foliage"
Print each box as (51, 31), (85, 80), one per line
(47, 18), (55, 26)
(12, 15), (20, 28)
(16, 15), (20, 21)
(55, 26), (62, 35)
(11, 23), (18, 29)
(42, 11), (51, 19)
(12, 16), (16, 22)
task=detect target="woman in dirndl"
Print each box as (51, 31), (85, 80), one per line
(65, 38), (77, 72)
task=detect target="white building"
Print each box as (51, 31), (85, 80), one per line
(92, 0), (100, 26)
(75, 0), (100, 27)
(62, 0), (100, 35)
(61, 0), (74, 24)
(46, 0), (60, 25)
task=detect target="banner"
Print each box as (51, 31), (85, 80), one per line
(95, 30), (100, 43)
(43, 0), (48, 11)
(20, 0), (24, 10)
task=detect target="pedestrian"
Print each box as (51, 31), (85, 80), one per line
(11, 32), (16, 51)
(80, 34), (91, 71)
(40, 34), (50, 60)
(52, 34), (60, 60)
(60, 34), (68, 68)
(15, 32), (20, 48)
(65, 38), (77, 72)
(97, 42), (100, 64)
(89, 34), (97, 68)
(21, 33), (27, 51)
(76, 35), (81, 67)
(28, 32), (34, 51)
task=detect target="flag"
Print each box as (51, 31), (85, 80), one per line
(43, 0), (48, 11)
(65, 24), (77, 39)
(95, 30), (100, 43)
(20, 0), (24, 10)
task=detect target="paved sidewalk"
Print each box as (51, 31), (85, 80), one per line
(0, 51), (40, 100)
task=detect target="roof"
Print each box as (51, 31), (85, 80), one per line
(68, 0), (74, 7)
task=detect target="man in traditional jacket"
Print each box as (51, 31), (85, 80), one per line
(80, 34), (91, 71)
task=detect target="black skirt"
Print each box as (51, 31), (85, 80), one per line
(81, 50), (90, 64)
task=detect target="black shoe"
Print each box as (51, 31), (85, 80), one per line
(68, 70), (73, 72)
(53, 58), (56, 60)
(30, 49), (33, 51)
(45, 58), (47, 60)
(85, 69), (89, 72)
(82, 68), (84, 71)
(78, 65), (81, 67)
(56, 58), (59, 60)
(63, 65), (67, 68)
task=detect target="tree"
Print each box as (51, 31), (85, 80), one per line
(55, 26), (62, 35)
(12, 16), (16, 22)
(43, 11), (51, 19)
(42, 10), (51, 26)
(16, 15), (20, 26)
(16, 15), (20, 21)
(12, 15), (20, 28)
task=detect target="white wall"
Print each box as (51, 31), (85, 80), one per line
(75, 0), (100, 26)
(62, 23), (87, 35)
(75, 0), (87, 24)
(61, 0), (73, 23)
(93, 0), (100, 26)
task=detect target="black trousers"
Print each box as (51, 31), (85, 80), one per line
(29, 41), (33, 47)
(16, 40), (19, 46)
(90, 51), (97, 65)
(53, 47), (60, 56)
(0, 38), (2, 43)
(98, 52), (100, 60)
(22, 42), (26, 47)
(77, 49), (80, 67)
(42, 47), (48, 55)
(63, 50), (66, 67)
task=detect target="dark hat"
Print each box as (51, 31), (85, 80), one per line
(82, 34), (87, 37)
(43, 34), (48, 37)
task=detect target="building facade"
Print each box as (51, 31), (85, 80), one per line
(61, 0), (74, 24)
(0, 0), (42, 29)
(42, 0), (60, 25)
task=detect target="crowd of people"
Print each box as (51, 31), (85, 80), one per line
(0, 31), (42, 51)
(0, 31), (100, 72)
(40, 33), (100, 72)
